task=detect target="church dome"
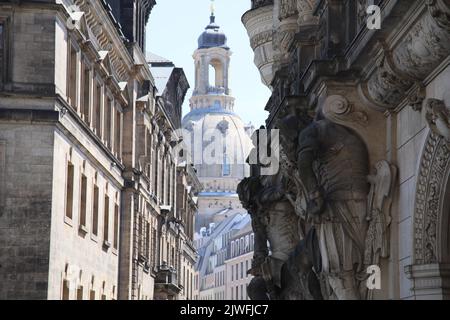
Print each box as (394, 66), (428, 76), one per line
(198, 15), (229, 50)
(182, 106), (252, 191)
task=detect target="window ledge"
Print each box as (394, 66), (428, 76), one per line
(78, 224), (88, 236)
(103, 240), (111, 251)
(64, 216), (74, 227)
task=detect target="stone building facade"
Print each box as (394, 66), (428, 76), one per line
(0, 0), (199, 300)
(225, 219), (254, 300)
(239, 0), (450, 300)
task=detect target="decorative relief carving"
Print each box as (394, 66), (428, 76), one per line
(357, 0), (370, 30)
(414, 132), (450, 264)
(425, 98), (450, 145)
(393, 13), (450, 80)
(251, 0), (274, 10)
(296, 0), (318, 26)
(427, 0), (450, 30)
(364, 161), (397, 267)
(408, 84), (426, 112)
(279, 0), (298, 20)
(366, 53), (415, 108)
(364, 1), (450, 110)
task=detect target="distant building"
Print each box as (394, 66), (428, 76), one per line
(182, 9), (254, 300)
(194, 213), (251, 300)
(225, 220), (254, 300)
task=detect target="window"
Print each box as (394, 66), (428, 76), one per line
(114, 204), (119, 250)
(138, 215), (143, 256)
(68, 44), (78, 109)
(231, 287), (233, 300)
(236, 286), (238, 300)
(115, 109), (121, 158)
(77, 286), (83, 300)
(92, 185), (99, 236)
(81, 62), (90, 124)
(104, 96), (112, 148)
(241, 262), (244, 279)
(104, 195), (110, 242)
(231, 241), (234, 257)
(171, 247), (175, 267)
(246, 260), (249, 278)
(0, 22), (5, 84)
(222, 153), (230, 176)
(142, 220), (149, 258)
(65, 162), (74, 219)
(93, 81), (102, 134)
(231, 265), (234, 281)
(62, 280), (70, 300)
(241, 285), (244, 300)
(154, 150), (159, 196)
(79, 174), (87, 227)
(235, 263), (238, 280)
(89, 290), (95, 300)
(151, 228), (157, 267)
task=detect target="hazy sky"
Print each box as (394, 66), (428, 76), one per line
(146, 0), (271, 128)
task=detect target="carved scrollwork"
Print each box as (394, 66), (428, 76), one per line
(322, 95), (369, 127)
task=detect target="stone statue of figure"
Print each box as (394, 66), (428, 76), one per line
(278, 112), (370, 300)
(238, 141), (323, 300)
(238, 172), (301, 299)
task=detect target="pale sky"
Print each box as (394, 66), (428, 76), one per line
(146, 0), (271, 128)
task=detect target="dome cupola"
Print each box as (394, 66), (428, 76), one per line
(198, 14), (229, 50)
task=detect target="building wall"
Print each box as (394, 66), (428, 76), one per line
(47, 129), (123, 300)
(0, 0), (199, 301)
(225, 252), (253, 300)
(0, 116), (56, 300)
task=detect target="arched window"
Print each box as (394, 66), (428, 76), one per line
(209, 64), (216, 89)
(208, 58), (224, 89)
(222, 153), (230, 177)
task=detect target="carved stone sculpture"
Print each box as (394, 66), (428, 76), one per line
(294, 115), (370, 300)
(238, 144), (322, 300)
(425, 98), (450, 145)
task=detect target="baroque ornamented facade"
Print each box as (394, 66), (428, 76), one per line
(239, 0), (450, 300)
(0, 0), (199, 300)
